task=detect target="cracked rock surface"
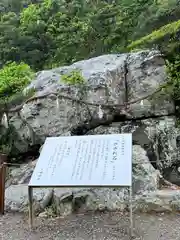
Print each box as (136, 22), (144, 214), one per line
(10, 50), (174, 141)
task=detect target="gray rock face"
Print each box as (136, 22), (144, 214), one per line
(5, 161), (53, 213)
(10, 50), (174, 142)
(5, 184), (53, 213)
(5, 145), (160, 216)
(89, 116), (180, 183)
(132, 145), (159, 194)
(9, 50), (179, 177)
(134, 189), (180, 212)
(126, 52), (173, 117)
(6, 160), (37, 188)
(4, 50), (180, 215)
(5, 158), (180, 215)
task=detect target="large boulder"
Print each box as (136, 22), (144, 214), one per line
(8, 50), (180, 183)
(9, 50), (174, 141)
(4, 50), (180, 215)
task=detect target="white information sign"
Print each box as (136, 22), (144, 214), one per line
(29, 134), (132, 187)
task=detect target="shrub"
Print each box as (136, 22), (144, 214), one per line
(0, 62), (34, 103)
(61, 70), (85, 85)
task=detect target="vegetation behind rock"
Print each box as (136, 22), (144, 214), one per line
(0, 0), (179, 70)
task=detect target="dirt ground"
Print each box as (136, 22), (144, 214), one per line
(1, 211), (180, 240)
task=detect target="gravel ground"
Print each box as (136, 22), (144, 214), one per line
(1, 211), (180, 240)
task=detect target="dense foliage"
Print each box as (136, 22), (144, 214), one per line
(128, 19), (180, 52)
(0, 0), (179, 71)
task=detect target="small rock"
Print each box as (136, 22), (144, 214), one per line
(38, 212), (48, 218)
(5, 184), (53, 213)
(134, 189), (180, 212)
(53, 188), (73, 216)
(132, 145), (159, 194)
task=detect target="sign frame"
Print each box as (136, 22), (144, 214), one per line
(28, 134), (133, 238)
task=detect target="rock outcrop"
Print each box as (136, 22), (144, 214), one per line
(9, 50), (180, 179)
(4, 50), (180, 215)
(5, 151), (180, 216)
(11, 50), (174, 138)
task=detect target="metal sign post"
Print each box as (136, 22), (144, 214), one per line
(28, 186), (33, 227)
(129, 185), (133, 238)
(28, 134), (133, 238)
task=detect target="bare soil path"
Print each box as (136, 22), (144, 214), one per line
(1, 212), (180, 240)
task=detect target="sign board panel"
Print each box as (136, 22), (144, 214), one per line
(29, 134), (132, 187)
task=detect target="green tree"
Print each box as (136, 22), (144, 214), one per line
(0, 12), (21, 66)
(0, 0), (179, 70)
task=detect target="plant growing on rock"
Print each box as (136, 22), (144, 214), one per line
(61, 70), (85, 86)
(60, 69), (88, 122)
(60, 70), (87, 101)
